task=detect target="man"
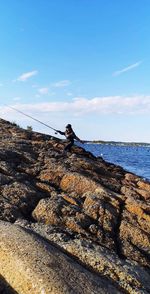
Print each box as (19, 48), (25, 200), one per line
(56, 124), (84, 153)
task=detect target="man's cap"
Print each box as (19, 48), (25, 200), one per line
(66, 124), (72, 128)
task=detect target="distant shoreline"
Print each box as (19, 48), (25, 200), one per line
(84, 140), (150, 147)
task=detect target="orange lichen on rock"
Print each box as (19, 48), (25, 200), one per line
(61, 194), (79, 206)
(125, 198), (150, 222)
(137, 180), (150, 192)
(60, 173), (102, 195)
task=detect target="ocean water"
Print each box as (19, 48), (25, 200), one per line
(82, 143), (150, 182)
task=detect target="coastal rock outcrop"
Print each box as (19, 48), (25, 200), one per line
(0, 221), (118, 294)
(0, 118), (149, 293)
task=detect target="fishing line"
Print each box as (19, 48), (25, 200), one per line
(5, 104), (57, 132)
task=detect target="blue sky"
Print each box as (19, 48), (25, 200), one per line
(0, 0), (150, 142)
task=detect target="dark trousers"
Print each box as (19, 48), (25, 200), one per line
(64, 139), (74, 152)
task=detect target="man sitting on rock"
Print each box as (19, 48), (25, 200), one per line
(56, 124), (84, 153)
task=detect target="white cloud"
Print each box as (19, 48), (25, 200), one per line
(16, 70), (38, 82)
(1, 96), (149, 143)
(2, 95), (150, 116)
(113, 61), (142, 76)
(52, 80), (71, 88)
(38, 87), (49, 95)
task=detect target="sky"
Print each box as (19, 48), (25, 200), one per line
(0, 0), (150, 142)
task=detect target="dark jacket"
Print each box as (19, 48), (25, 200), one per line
(57, 128), (82, 142)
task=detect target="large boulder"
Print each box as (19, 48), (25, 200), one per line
(0, 221), (119, 294)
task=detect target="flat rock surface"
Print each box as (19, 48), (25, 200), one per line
(0, 221), (119, 294)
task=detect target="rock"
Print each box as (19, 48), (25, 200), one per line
(0, 181), (43, 221)
(15, 220), (150, 294)
(0, 173), (12, 185)
(60, 172), (102, 195)
(0, 221), (119, 294)
(32, 197), (64, 225)
(0, 118), (149, 293)
(137, 180), (150, 192)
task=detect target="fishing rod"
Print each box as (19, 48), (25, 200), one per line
(5, 104), (57, 132)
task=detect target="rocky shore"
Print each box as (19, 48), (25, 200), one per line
(0, 118), (149, 294)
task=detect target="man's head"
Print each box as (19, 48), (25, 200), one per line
(66, 124), (72, 129)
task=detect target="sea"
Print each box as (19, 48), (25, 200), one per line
(80, 143), (150, 182)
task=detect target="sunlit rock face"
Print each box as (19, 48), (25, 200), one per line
(0, 118), (150, 294)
